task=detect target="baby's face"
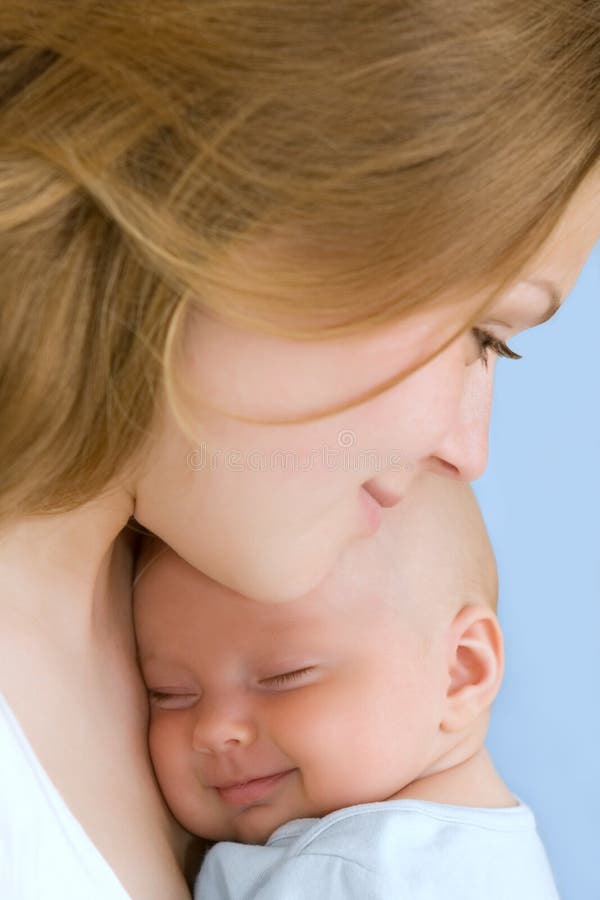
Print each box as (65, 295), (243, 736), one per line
(134, 511), (452, 845)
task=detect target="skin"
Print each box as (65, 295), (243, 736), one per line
(134, 165), (600, 605)
(0, 166), (598, 894)
(134, 476), (507, 846)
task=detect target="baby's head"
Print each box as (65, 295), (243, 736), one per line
(134, 474), (501, 845)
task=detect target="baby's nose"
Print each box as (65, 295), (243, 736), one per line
(191, 700), (258, 753)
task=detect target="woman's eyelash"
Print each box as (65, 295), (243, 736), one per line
(472, 327), (522, 367)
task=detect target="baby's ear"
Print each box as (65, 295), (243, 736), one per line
(440, 604), (504, 734)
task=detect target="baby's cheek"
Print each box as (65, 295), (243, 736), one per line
(274, 695), (342, 773)
(268, 690), (323, 739)
(147, 716), (208, 831)
(148, 715), (186, 790)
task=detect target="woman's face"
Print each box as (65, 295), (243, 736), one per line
(133, 169), (599, 603)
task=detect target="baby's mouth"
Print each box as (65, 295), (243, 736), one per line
(213, 769), (296, 806)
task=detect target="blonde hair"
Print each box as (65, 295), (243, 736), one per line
(1, 1), (599, 522)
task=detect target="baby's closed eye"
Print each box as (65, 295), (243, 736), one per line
(147, 689), (199, 710)
(259, 667), (317, 690)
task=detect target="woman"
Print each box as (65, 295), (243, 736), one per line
(1, 3), (598, 898)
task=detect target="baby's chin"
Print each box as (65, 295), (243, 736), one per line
(201, 804), (300, 846)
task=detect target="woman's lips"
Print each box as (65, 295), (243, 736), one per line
(215, 769), (295, 805)
(360, 481), (403, 535)
(362, 480), (403, 509)
(360, 486), (383, 534)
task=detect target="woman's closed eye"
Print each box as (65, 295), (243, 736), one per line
(260, 667), (316, 689)
(471, 327), (522, 368)
(148, 689), (199, 709)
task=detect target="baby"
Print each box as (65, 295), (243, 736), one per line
(133, 474), (559, 899)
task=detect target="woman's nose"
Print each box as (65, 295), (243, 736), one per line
(426, 357), (495, 482)
(191, 700), (258, 754)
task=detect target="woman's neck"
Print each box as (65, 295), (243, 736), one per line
(0, 488), (134, 645)
(0, 490), (193, 899)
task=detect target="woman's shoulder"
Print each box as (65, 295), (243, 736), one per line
(0, 693), (131, 900)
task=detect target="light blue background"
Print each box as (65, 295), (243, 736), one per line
(474, 242), (599, 900)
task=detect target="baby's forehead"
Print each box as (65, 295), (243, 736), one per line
(134, 534), (420, 641)
(133, 535), (170, 589)
(134, 540), (218, 605)
(134, 474), (496, 628)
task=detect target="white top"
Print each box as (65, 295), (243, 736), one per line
(195, 799), (560, 899)
(0, 693), (130, 899)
